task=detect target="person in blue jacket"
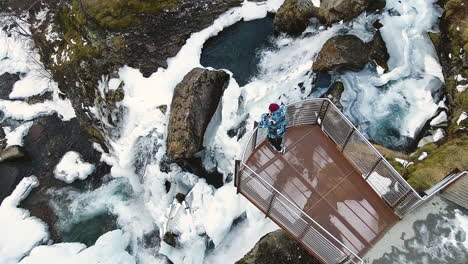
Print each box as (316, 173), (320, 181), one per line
(259, 103), (286, 154)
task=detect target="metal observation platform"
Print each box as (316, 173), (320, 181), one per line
(234, 99), (467, 264)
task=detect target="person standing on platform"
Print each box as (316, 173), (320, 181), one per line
(258, 103), (287, 154)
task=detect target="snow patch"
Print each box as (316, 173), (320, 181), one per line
(417, 152), (428, 161)
(0, 98), (75, 121)
(3, 121), (33, 146)
(395, 158), (414, 168)
(429, 111), (447, 126)
(418, 128), (445, 148)
(54, 151), (95, 184)
(457, 112), (467, 126)
(456, 83), (467, 93)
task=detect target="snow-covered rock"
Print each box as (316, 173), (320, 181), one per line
(0, 176), (49, 264)
(54, 151), (95, 184)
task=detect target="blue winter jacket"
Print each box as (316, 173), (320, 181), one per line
(258, 105), (287, 139)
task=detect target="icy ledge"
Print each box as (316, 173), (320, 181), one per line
(0, 176), (48, 264)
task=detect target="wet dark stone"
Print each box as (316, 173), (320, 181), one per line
(0, 72), (20, 99)
(163, 232), (178, 248)
(175, 193), (186, 203)
(165, 180), (172, 193)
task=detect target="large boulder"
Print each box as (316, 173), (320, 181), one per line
(313, 35), (369, 72)
(313, 33), (389, 72)
(317, 0), (386, 25)
(273, 0), (315, 36)
(235, 230), (320, 264)
(167, 68), (230, 160)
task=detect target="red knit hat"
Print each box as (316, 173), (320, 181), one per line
(269, 103), (280, 112)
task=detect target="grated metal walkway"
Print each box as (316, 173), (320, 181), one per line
(244, 125), (398, 257)
(440, 174), (468, 209)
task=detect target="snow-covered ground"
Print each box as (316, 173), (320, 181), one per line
(1, 0), (468, 264)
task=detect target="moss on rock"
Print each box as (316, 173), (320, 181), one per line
(82, 0), (180, 29)
(407, 136), (468, 192)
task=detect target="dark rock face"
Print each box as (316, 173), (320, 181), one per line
(321, 80), (344, 110)
(0, 72), (20, 99)
(319, 0), (369, 24)
(163, 231), (179, 248)
(313, 35), (369, 72)
(313, 32), (389, 72)
(235, 230), (320, 264)
(166, 68), (229, 160)
(273, 0), (315, 36)
(368, 31), (390, 71)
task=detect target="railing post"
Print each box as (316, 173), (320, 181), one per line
(235, 160), (241, 194)
(265, 192), (276, 219)
(391, 189), (413, 209)
(319, 100), (330, 128)
(253, 121), (259, 148)
(365, 157), (382, 180)
(341, 127), (355, 152)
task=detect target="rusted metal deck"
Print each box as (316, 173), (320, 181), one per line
(245, 125), (398, 257)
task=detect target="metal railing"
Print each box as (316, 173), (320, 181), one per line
(235, 98), (467, 264)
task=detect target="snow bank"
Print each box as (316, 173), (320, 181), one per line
(0, 176), (49, 264)
(0, 95), (75, 121)
(0, 15), (75, 121)
(54, 151), (95, 183)
(3, 121), (33, 146)
(19, 230), (135, 264)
